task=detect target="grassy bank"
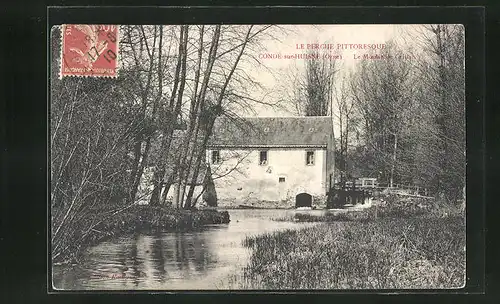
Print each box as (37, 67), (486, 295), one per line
(272, 210), (373, 223)
(52, 204), (230, 264)
(227, 197), (465, 289)
(216, 195), (327, 210)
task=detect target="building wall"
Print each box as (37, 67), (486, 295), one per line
(206, 148), (327, 203)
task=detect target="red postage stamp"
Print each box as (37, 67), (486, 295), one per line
(60, 24), (119, 78)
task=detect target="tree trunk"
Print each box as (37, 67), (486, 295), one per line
(147, 25), (164, 205)
(128, 135), (142, 201)
(184, 120), (216, 209)
(160, 172), (175, 205)
(185, 26), (252, 209)
(183, 26), (222, 209)
(390, 133), (397, 188)
(170, 25), (190, 208)
(128, 25), (159, 203)
(178, 26), (205, 209)
(149, 25), (186, 206)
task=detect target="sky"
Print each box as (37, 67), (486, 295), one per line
(239, 24), (423, 117)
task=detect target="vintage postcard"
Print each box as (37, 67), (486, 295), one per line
(50, 23), (466, 290)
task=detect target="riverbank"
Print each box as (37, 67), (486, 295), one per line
(214, 195), (327, 210)
(52, 204), (230, 265)
(223, 196), (465, 289)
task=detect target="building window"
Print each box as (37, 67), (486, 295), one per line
(212, 150), (221, 164)
(306, 151), (315, 165)
(279, 177), (285, 183)
(259, 150), (268, 165)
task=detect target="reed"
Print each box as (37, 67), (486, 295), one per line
(236, 196), (465, 289)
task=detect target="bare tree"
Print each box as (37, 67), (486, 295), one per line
(51, 26), (141, 261)
(283, 49), (338, 116)
(119, 25), (173, 203)
(50, 24), (282, 262)
(412, 24), (465, 199)
(147, 24), (190, 206)
(347, 25), (465, 201)
(143, 25), (279, 209)
(350, 40), (416, 187)
(332, 75), (358, 185)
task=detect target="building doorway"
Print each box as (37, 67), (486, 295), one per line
(295, 192), (312, 208)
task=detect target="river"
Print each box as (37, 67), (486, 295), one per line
(52, 209), (330, 290)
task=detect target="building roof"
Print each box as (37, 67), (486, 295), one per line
(208, 116), (333, 148)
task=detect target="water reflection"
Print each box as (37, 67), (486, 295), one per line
(53, 209), (324, 290)
(151, 235), (166, 283)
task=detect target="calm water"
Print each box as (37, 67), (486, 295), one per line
(52, 209), (330, 290)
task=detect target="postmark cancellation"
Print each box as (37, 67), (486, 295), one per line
(60, 24), (119, 78)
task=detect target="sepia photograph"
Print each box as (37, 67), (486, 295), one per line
(50, 23), (466, 290)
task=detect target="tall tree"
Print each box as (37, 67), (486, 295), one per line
(145, 25), (278, 209)
(119, 25), (170, 203)
(414, 24), (465, 200)
(284, 49), (338, 117)
(350, 41), (416, 187)
(333, 75), (358, 185)
(147, 24), (190, 206)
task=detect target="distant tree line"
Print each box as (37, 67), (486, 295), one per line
(287, 25), (465, 201)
